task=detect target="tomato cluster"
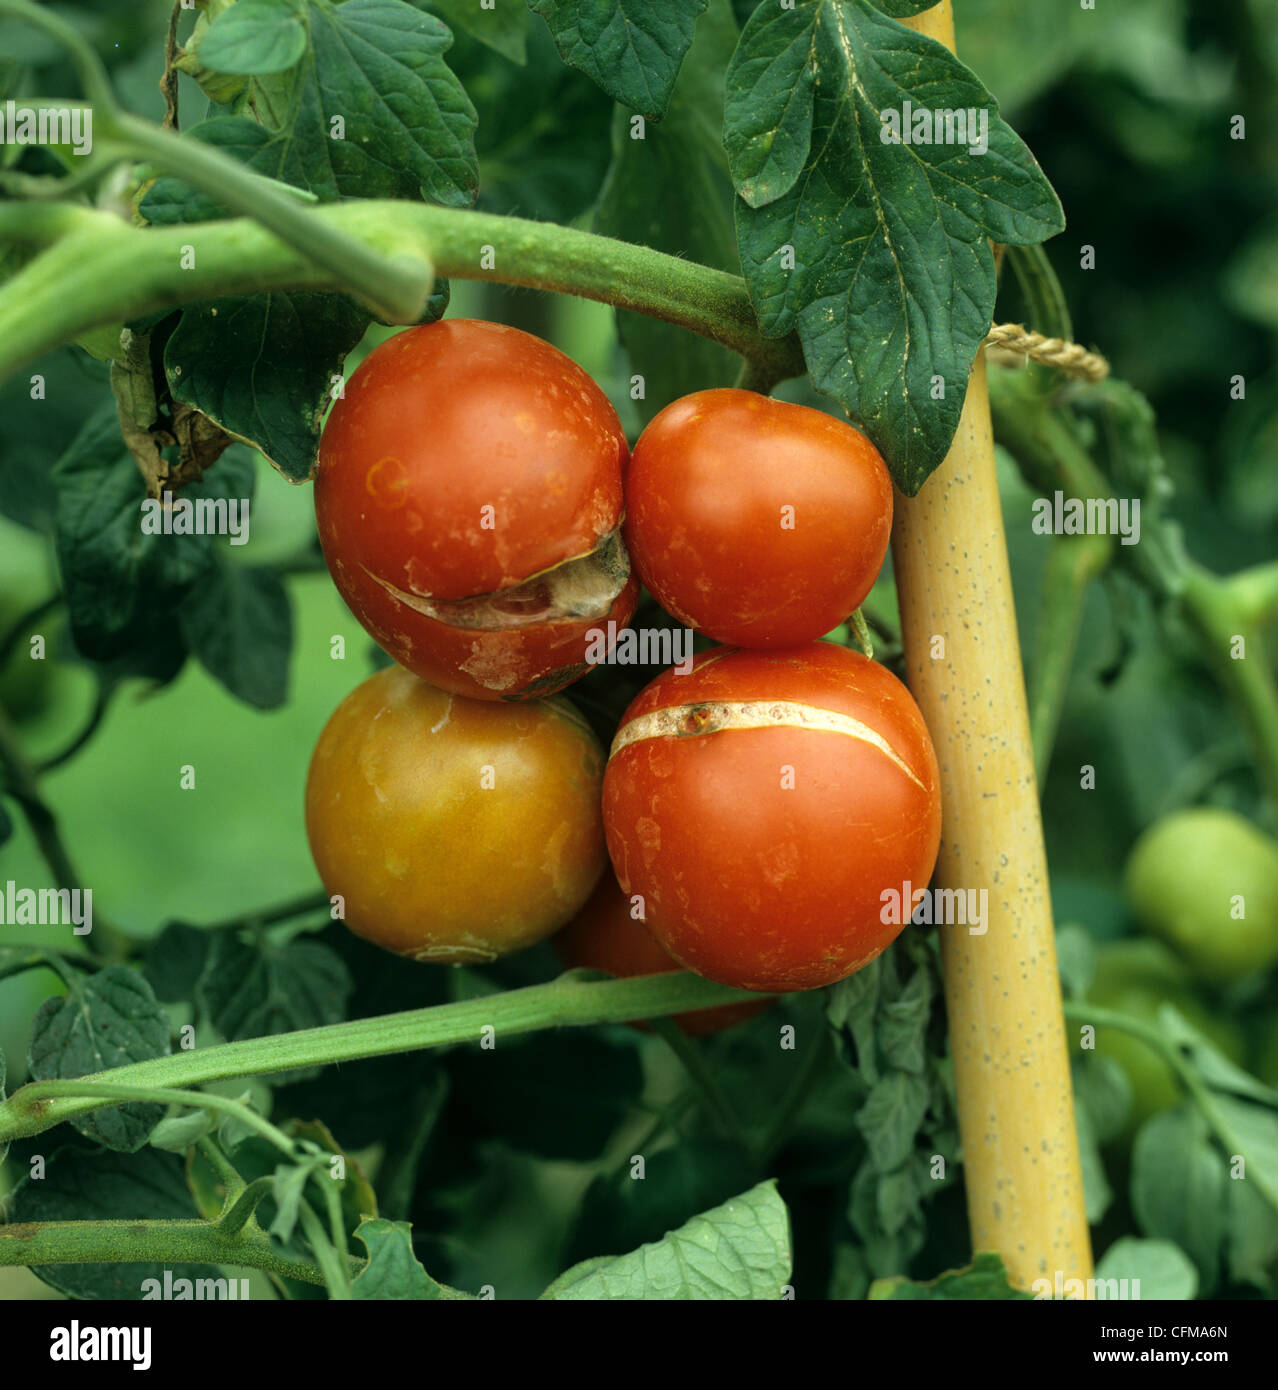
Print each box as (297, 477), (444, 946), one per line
(308, 321), (940, 1016)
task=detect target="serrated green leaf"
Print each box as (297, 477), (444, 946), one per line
(161, 294), (370, 482)
(543, 1181), (790, 1299)
(529, 0), (708, 121)
(855, 1069), (930, 1173)
(198, 0), (309, 75)
(196, 934), (352, 1080)
(877, 964), (932, 1074)
(179, 564), (293, 709)
(726, 0), (1065, 492)
(353, 1217), (469, 1298)
(9, 1144), (204, 1300)
(149, 1109), (216, 1153)
(868, 1250), (1031, 1300)
(28, 968), (172, 1152)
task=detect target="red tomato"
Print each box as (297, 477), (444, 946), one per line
(554, 873), (772, 1036)
(315, 319), (637, 700)
(623, 389), (892, 647)
(601, 644), (941, 992)
(306, 666), (607, 962)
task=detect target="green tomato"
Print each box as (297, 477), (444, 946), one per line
(1089, 939), (1246, 1136)
(1124, 807), (1278, 983)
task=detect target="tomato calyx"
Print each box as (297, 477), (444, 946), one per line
(364, 528), (631, 633)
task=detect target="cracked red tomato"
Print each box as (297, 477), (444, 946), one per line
(315, 318), (637, 700)
(305, 665), (607, 962)
(554, 872), (772, 1035)
(601, 643), (941, 992)
(624, 389), (892, 648)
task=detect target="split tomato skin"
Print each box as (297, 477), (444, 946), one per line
(305, 666), (607, 963)
(325, 552), (640, 702)
(601, 643), (942, 993)
(623, 389), (893, 648)
(554, 873), (772, 1036)
(315, 318), (634, 699)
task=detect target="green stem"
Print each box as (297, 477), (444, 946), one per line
(1180, 563), (1278, 809)
(35, 683), (113, 775)
(0, 701), (130, 961)
(754, 1024), (834, 1167)
(1226, 561), (1278, 630)
(0, 595), (60, 670)
(649, 1019), (750, 1148)
(214, 1177), (274, 1239)
(1005, 244), (1073, 343)
(103, 113), (431, 323)
(17, 1080), (298, 1155)
(375, 1071), (449, 1224)
(1029, 533), (1113, 789)
(0, 971), (765, 1145)
(0, 0), (429, 322)
(0, 1218), (342, 1286)
(0, 202), (802, 388)
(299, 1198), (351, 1301)
(179, 888), (331, 935)
(0, 947), (99, 984)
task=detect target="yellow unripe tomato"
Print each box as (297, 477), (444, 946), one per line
(305, 666), (607, 963)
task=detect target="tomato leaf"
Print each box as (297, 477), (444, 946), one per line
(197, 0), (309, 75)
(179, 564), (294, 710)
(1131, 1107), (1228, 1294)
(528, 0), (709, 121)
(872, 0), (941, 16)
(423, 0), (529, 64)
(28, 968), (172, 1153)
(855, 1070), (930, 1173)
(543, 1180), (791, 1299)
(8, 1143), (205, 1300)
(868, 1250), (1033, 1300)
(593, 0), (741, 423)
(157, 294), (370, 483)
(195, 933), (352, 1081)
(353, 1217), (471, 1299)
(724, 0), (1064, 493)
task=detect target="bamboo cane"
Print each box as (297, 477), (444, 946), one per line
(892, 1), (1094, 1293)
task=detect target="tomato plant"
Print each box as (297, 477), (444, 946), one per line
(306, 665), (606, 961)
(602, 644), (941, 992)
(624, 388), (893, 647)
(0, 0), (1276, 1326)
(316, 318), (637, 701)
